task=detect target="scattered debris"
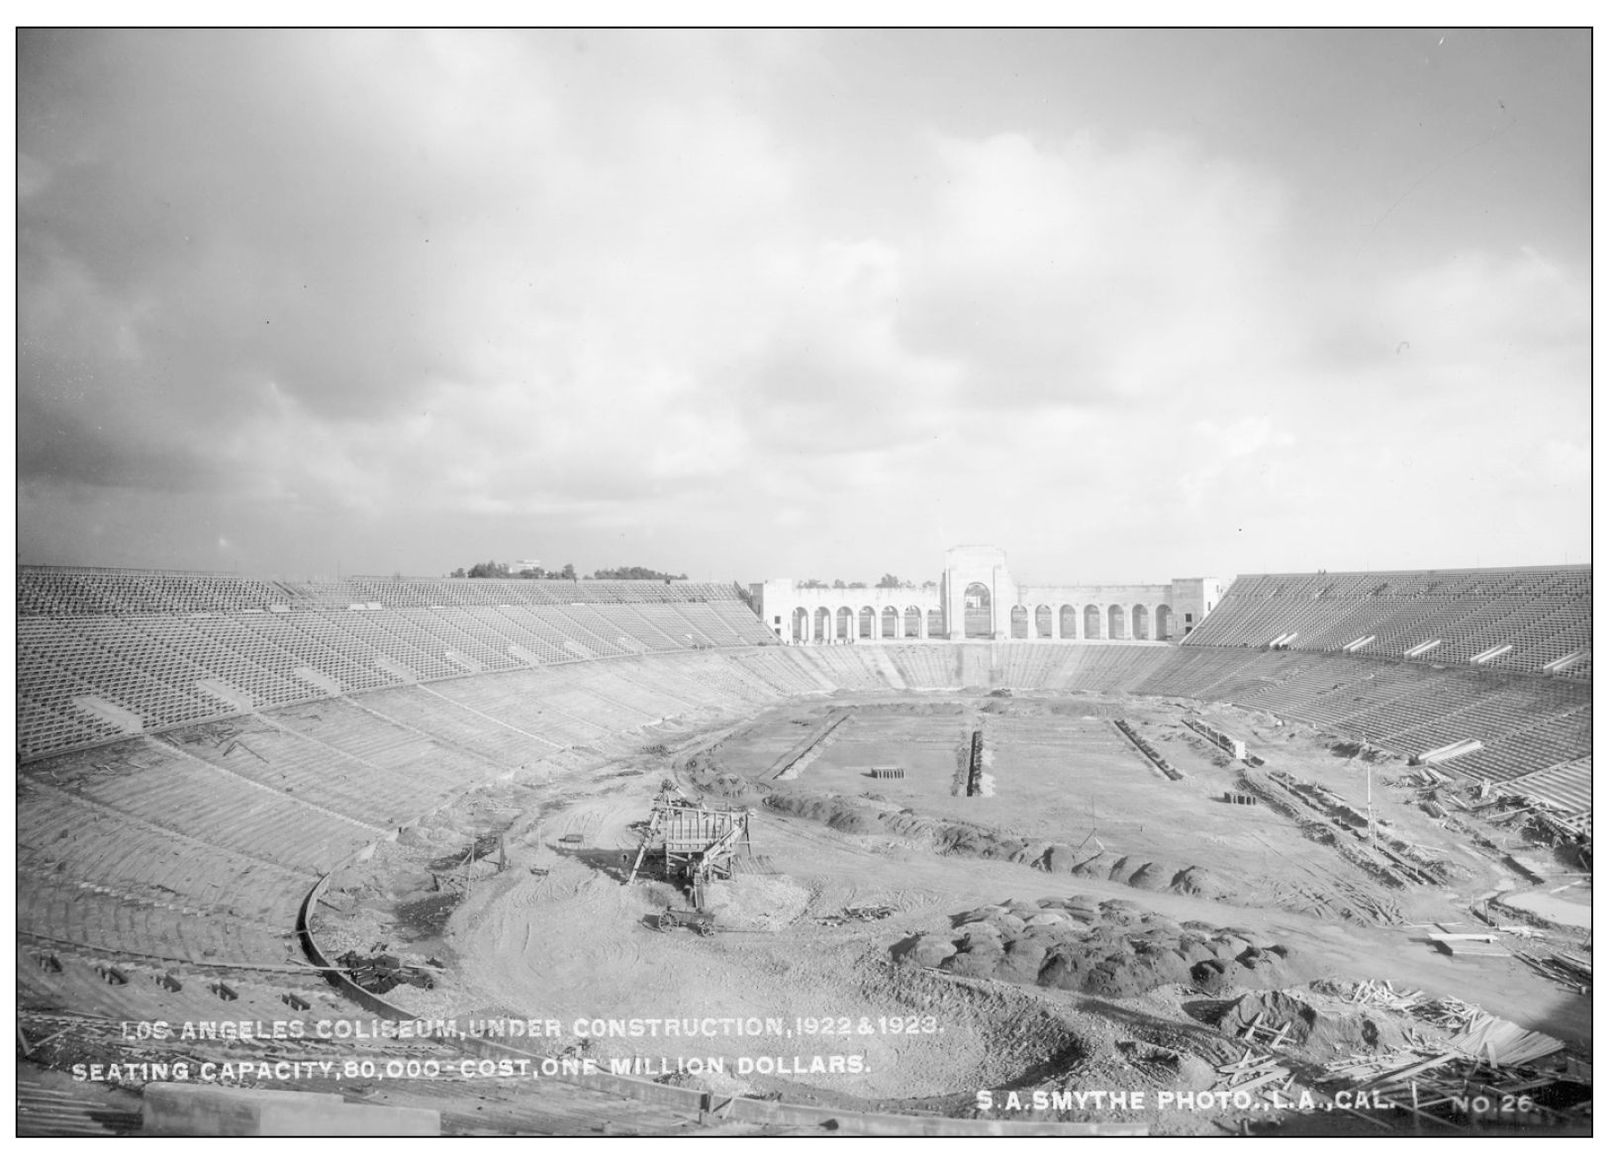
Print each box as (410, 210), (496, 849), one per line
(814, 905), (896, 926)
(334, 949), (435, 993)
(1334, 978), (1426, 1012)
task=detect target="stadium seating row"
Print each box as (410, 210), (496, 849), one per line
(1184, 565), (1590, 678)
(18, 587), (778, 760)
(19, 566), (753, 615)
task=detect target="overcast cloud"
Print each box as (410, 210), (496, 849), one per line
(17, 29), (1590, 583)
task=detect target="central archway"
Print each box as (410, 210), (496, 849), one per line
(964, 582), (993, 639)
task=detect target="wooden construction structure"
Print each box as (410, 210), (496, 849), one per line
(627, 783), (752, 908)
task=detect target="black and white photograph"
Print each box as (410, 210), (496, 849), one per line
(14, 20), (1592, 1137)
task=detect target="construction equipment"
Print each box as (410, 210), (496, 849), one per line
(334, 950), (435, 994)
(627, 781), (752, 910)
(814, 905), (896, 927)
(655, 907), (716, 937)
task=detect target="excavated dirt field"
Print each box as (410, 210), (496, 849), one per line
(312, 690), (1592, 1133)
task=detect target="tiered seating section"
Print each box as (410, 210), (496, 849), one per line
(17, 567), (778, 761)
(1139, 649), (1588, 785)
(1184, 565), (1590, 680)
(16, 574), (1589, 1128)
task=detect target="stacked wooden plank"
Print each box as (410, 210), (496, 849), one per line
(1443, 1015), (1564, 1066)
(1412, 994), (1483, 1031)
(1550, 950), (1592, 982)
(1516, 951), (1590, 993)
(1426, 925), (1510, 959)
(1323, 1044), (1579, 1128)
(1324, 1048), (1432, 1081)
(1216, 1048), (1295, 1096)
(1235, 1010), (1295, 1051)
(1340, 978), (1425, 1012)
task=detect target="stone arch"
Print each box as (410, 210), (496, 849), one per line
(1084, 605), (1102, 639)
(1131, 604), (1149, 640)
(1009, 605), (1029, 639)
(881, 605), (899, 639)
(814, 606), (832, 643)
(792, 606), (810, 643)
(836, 606), (855, 641)
(858, 605), (876, 639)
(963, 581), (993, 639)
(1059, 604), (1078, 639)
(1107, 605), (1126, 640)
(1035, 604), (1053, 639)
(904, 605), (923, 639)
(1155, 604), (1173, 642)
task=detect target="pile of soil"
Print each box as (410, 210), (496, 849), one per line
(895, 897), (1298, 999)
(764, 790), (1241, 904)
(685, 751), (763, 802)
(704, 874), (810, 931)
(1213, 988), (1411, 1058)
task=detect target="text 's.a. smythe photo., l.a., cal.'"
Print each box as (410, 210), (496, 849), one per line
(16, 25), (1589, 1137)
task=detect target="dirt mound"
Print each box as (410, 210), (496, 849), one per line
(899, 897), (1302, 999)
(765, 792), (882, 834)
(1213, 989), (1411, 1058)
(1127, 861), (1172, 890)
(765, 789), (1244, 907)
(685, 751), (764, 803)
(705, 875), (810, 931)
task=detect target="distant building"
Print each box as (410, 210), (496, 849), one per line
(761, 545), (1225, 644)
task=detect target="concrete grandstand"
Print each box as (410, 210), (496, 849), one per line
(14, 560), (1593, 1133)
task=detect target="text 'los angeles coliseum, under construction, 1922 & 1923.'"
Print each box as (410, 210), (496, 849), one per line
(16, 551), (1591, 1134)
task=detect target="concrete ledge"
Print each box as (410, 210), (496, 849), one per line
(142, 1082), (338, 1135)
(260, 1101), (440, 1135)
(143, 1082), (437, 1135)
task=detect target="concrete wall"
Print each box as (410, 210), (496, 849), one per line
(761, 548), (1225, 645)
(759, 581), (941, 642)
(1172, 577), (1226, 636)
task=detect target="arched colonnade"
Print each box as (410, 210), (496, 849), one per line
(788, 600), (1176, 643)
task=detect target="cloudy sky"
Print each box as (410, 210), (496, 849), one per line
(17, 28), (1590, 584)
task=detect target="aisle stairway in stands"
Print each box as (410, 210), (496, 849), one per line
(15, 560), (1592, 1136)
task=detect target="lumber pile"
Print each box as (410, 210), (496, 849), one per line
(1426, 924), (1510, 958)
(1550, 950), (1592, 982)
(1517, 951), (1590, 993)
(1412, 995), (1482, 1031)
(1419, 798), (1453, 822)
(1338, 978), (1425, 1012)
(1323, 1041), (1581, 1127)
(1443, 1015), (1564, 1066)
(1216, 1048), (1295, 1095)
(1234, 1010), (1294, 1051)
